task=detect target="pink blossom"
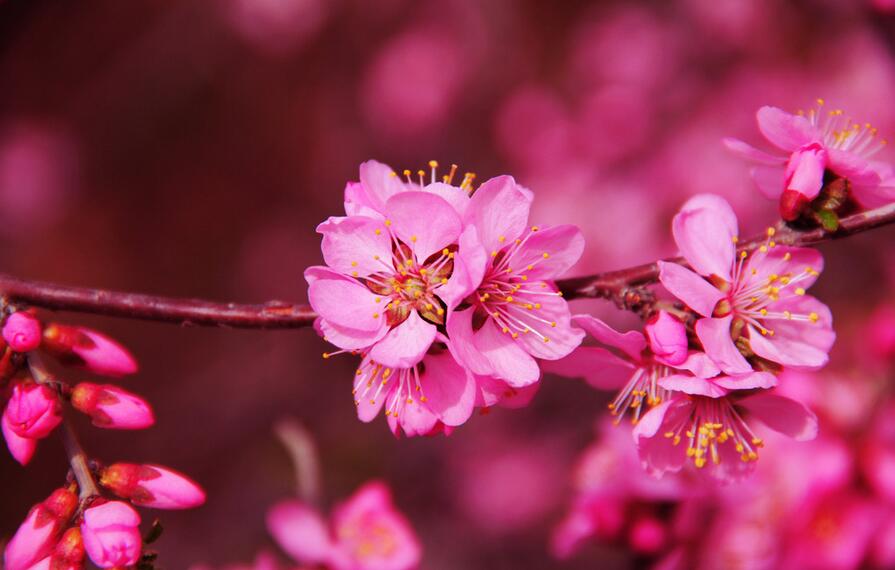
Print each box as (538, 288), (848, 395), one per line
(2, 312), (42, 352)
(4, 487), (78, 570)
(724, 101), (895, 218)
(659, 194), (835, 374)
(3, 381), (62, 439)
(865, 304), (895, 360)
(42, 324), (138, 377)
(70, 383), (155, 430)
(100, 463), (206, 510)
(80, 501), (142, 569)
(267, 482), (421, 570)
(447, 175), (585, 386)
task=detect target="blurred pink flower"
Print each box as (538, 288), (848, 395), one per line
(865, 304), (895, 360)
(70, 383), (155, 430)
(2, 312), (42, 352)
(100, 462), (206, 510)
(725, 102), (895, 218)
(80, 501), (142, 569)
(267, 482), (421, 570)
(659, 194), (834, 373)
(225, 0), (327, 56)
(4, 487), (78, 570)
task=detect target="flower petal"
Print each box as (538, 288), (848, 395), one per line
(474, 319), (540, 387)
(318, 216), (393, 278)
(827, 148), (881, 186)
(695, 316), (753, 375)
(571, 314), (645, 361)
(359, 160), (406, 211)
(2, 414), (36, 465)
(512, 290), (584, 360)
(751, 165), (785, 199)
(266, 501), (333, 565)
(784, 146), (826, 200)
(542, 346), (636, 389)
(668, 351), (720, 378)
(423, 182), (470, 217)
(317, 319), (387, 351)
(748, 296), (835, 370)
(658, 374), (728, 398)
(712, 371), (777, 390)
(723, 137), (787, 165)
(739, 392), (818, 441)
(307, 277), (387, 334)
(756, 106), (816, 151)
(344, 182), (381, 218)
(418, 351), (476, 427)
(385, 192), (462, 261)
(510, 225), (585, 281)
(465, 175), (532, 253)
(657, 262), (724, 317)
(439, 226), (487, 310)
(475, 375), (540, 409)
(672, 194), (737, 280)
(445, 308), (495, 376)
(368, 311), (437, 368)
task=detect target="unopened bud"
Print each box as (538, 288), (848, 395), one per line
(42, 325), (137, 378)
(101, 463), (206, 510)
(80, 501), (142, 569)
(71, 383), (154, 430)
(4, 487), (78, 570)
(4, 381), (62, 439)
(2, 312), (42, 353)
(645, 311), (688, 366)
(780, 189), (810, 222)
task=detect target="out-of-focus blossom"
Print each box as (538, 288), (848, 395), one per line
(861, 402), (895, 503)
(70, 383), (155, 430)
(267, 481), (421, 570)
(225, 0), (328, 56)
(659, 194), (834, 373)
(725, 102), (895, 219)
(448, 175), (585, 386)
(42, 324), (138, 377)
(2, 312), (42, 352)
(189, 551), (285, 570)
(865, 304), (895, 360)
(80, 501), (142, 569)
(4, 487), (78, 570)
(494, 86), (574, 172)
(100, 462), (206, 510)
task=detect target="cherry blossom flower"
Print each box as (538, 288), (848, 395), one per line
(447, 175), (585, 386)
(724, 101), (895, 219)
(267, 481), (421, 570)
(659, 194), (835, 375)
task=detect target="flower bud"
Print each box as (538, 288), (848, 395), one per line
(42, 324), (137, 377)
(4, 487), (78, 570)
(80, 501), (142, 569)
(1, 414), (37, 465)
(27, 527), (86, 570)
(70, 383), (154, 430)
(645, 311), (688, 365)
(779, 188), (810, 222)
(2, 312), (42, 353)
(100, 463), (206, 510)
(4, 381), (62, 439)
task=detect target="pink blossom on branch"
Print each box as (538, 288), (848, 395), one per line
(80, 501), (142, 569)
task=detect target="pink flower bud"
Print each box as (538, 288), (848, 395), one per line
(779, 188), (810, 222)
(100, 463), (206, 510)
(27, 527), (85, 570)
(42, 324), (137, 377)
(628, 516), (666, 554)
(645, 311), (688, 365)
(1, 415), (37, 465)
(2, 312), (42, 353)
(70, 383), (154, 430)
(80, 501), (142, 569)
(4, 381), (62, 439)
(4, 487), (78, 570)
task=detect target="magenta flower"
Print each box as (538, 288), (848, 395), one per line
(659, 194), (835, 374)
(724, 101), (895, 219)
(267, 481), (421, 570)
(447, 175), (585, 386)
(4, 487), (78, 570)
(42, 324), (138, 377)
(80, 501), (142, 569)
(70, 383), (155, 430)
(100, 462), (206, 510)
(2, 312), (42, 352)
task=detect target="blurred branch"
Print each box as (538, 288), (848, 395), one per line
(274, 419), (321, 506)
(0, 203), (893, 327)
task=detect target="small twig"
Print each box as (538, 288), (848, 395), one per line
(274, 419), (321, 506)
(0, 203), (892, 326)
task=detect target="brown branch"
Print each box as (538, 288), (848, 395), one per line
(0, 203), (893, 327)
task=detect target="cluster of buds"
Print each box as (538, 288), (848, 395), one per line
(0, 308), (206, 569)
(5, 461), (205, 569)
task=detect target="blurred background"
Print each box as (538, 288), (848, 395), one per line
(2, 0), (895, 568)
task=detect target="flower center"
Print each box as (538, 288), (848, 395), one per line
(662, 396), (763, 469)
(800, 98), (888, 159)
(609, 363), (672, 425)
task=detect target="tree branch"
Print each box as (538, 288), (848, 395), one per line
(0, 203), (893, 328)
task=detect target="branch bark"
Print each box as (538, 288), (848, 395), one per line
(0, 202), (893, 328)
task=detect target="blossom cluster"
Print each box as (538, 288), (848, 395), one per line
(306, 160), (585, 437)
(0, 310), (206, 569)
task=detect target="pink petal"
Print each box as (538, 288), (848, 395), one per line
(542, 347), (636, 389)
(266, 501), (333, 565)
(384, 192), (462, 261)
(423, 182), (470, 217)
(318, 216), (392, 277)
(82, 500), (141, 528)
(756, 106), (817, 151)
(751, 165), (785, 199)
(712, 371), (777, 390)
(475, 375), (540, 409)
(368, 311), (437, 369)
(474, 319), (540, 387)
(317, 319), (387, 351)
(747, 296), (834, 370)
(355, 373), (388, 423)
(632, 400), (675, 440)
(359, 160), (405, 211)
(672, 194), (737, 280)
(465, 175), (532, 254)
(418, 351), (475, 427)
(695, 316), (753, 375)
(722, 137), (787, 165)
(745, 246), (824, 294)
(784, 146), (826, 200)
(658, 374), (728, 398)
(511, 225), (585, 281)
(668, 351), (720, 378)
(739, 392), (818, 441)
(445, 308), (495, 376)
(827, 148), (881, 186)
(633, 399), (690, 478)
(439, 226), (487, 310)
(512, 291), (584, 360)
(2, 415), (36, 465)
(307, 277), (387, 334)
(387, 394), (438, 438)
(344, 181), (381, 218)
(657, 262), (724, 318)
(571, 314), (645, 361)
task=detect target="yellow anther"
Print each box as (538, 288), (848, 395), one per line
(436, 308), (445, 316)
(769, 241), (776, 248)
(374, 297), (381, 303)
(784, 310), (792, 319)
(351, 261), (358, 267)
(502, 327), (509, 333)
(543, 337), (550, 343)
(411, 235), (418, 242)
(505, 296), (514, 302)
(442, 248), (450, 256)
(352, 271), (359, 277)
(498, 236), (506, 243)
(784, 252), (792, 261)
(759, 245), (768, 253)
(741, 251), (748, 259)
(441, 278), (448, 285)
(419, 268), (428, 275)
(428, 160), (438, 168)
(767, 227), (776, 237)
(795, 287), (806, 296)
(550, 321), (557, 328)
(809, 312), (819, 323)
(373, 313), (380, 319)
(535, 303), (541, 309)
(384, 220), (392, 227)
(732, 236), (739, 243)
(760, 309), (768, 316)
(425, 303), (433, 310)
(531, 226), (539, 232)
(768, 274), (778, 282)
(542, 252), (550, 259)
(322, 352), (331, 359)
(491, 251), (498, 257)
(375, 229), (382, 235)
